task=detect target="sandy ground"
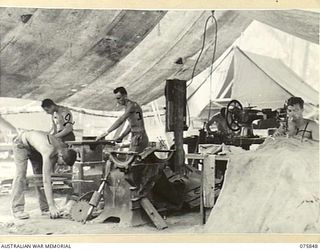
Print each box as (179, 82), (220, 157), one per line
(0, 190), (206, 235)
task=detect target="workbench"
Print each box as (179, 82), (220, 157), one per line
(186, 152), (229, 224)
(66, 139), (114, 195)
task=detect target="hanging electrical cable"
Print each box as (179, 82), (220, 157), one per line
(186, 11), (218, 130)
(188, 11), (219, 168)
(186, 12), (214, 129)
(207, 12), (218, 124)
(187, 14), (213, 88)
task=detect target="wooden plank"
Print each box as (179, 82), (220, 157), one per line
(66, 140), (115, 146)
(185, 153), (205, 160)
(0, 143), (12, 151)
(27, 177), (69, 182)
(200, 164), (205, 225)
(69, 180), (94, 183)
(215, 156), (229, 161)
(140, 197), (168, 230)
(203, 155), (216, 208)
(186, 153), (229, 161)
(74, 161), (105, 165)
(31, 173), (73, 178)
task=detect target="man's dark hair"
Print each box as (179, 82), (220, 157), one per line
(41, 99), (55, 108)
(61, 149), (77, 166)
(113, 87), (127, 95)
(287, 97), (304, 109)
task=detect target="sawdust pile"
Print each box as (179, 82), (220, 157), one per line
(205, 137), (320, 233)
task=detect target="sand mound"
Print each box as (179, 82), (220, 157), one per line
(205, 137), (320, 233)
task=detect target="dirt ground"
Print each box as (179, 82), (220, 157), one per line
(0, 190), (206, 235)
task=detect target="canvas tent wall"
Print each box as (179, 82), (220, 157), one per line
(231, 47), (319, 110)
(197, 19), (319, 122)
(150, 17), (319, 128)
(236, 20), (319, 91)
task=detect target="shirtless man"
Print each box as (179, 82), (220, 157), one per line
(273, 97), (319, 141)
(41, 99), (75, 142)
(96, 87), (149, 153)
(11, 130), (77, 219)
(206, 107), (232, 135)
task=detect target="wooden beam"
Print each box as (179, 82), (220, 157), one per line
(140, 198), (168, 230)
(166, 79), (187, 175)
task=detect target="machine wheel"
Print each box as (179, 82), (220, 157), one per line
(226, 100), (243, 131)
(70, 191), (96, 222)
(70, 200), (91, 222)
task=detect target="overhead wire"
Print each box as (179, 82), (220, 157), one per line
(186, 13), (214, 129)
(188, 11), (219, 169)
(186, 11), (219, 130)
(207, 12), (218, 125)
(187, 14), (214, 88)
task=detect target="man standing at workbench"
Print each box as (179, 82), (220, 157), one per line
(96, 87), (149, 153)
(41, 99), (75, 143)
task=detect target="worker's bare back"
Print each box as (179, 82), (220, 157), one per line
(23, 130), (60, 156)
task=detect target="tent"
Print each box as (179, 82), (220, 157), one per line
(0, 9), (319, 139)
(232, 47), (319, 109)
(0, 8), (319, 235)
(1, 9), (318, 110)
(188, 19), (319, 126)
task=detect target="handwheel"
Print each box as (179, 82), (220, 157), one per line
(108, 152), (136, 169)
(226, 100), (243, 131)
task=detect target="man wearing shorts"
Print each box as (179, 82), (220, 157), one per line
(96, 87), (149, 153)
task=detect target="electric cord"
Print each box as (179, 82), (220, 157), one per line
(207, 13), (218, 125)
(187, 14), (213, 88)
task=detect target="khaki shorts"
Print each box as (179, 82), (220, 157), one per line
(130, 132), (149, 153)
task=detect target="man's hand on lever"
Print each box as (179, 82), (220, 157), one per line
(96, 131), (109, 141)
(113, 137), (123, 149)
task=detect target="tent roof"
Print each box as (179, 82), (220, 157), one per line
(0, 9), (318, 111)
(239, 10), (319, 44)
(0, 9), (252, 110)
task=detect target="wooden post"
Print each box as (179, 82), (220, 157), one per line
(166, 79), (186, 176)
(174, 94), (185, 176)
(72, 162), (84, 194)
(203, 155), (216, 208)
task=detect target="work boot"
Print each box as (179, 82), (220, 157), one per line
(13, 211), (30, 220)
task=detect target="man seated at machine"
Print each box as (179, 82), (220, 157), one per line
(273, 97), (319, 141)
(96, 87), (149, 153)
(41, 99), (75, 143)
(11, 130), (77, 219)
(206, 107), (232, 136)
